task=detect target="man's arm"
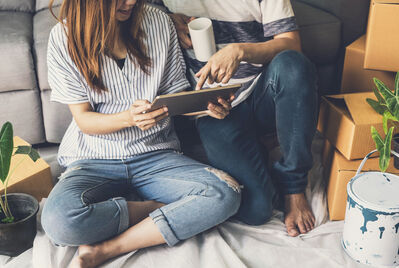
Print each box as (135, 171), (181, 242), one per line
(195, 31), (301, 89)
(236, 31), (301, 64)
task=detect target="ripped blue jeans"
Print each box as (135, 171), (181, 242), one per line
(41, 150), (241, 247)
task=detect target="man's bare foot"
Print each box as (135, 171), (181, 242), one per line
(284, 193), (315, 237)
(69, 244), (108, 268)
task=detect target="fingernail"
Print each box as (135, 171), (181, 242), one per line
(164, 107), (168, 111)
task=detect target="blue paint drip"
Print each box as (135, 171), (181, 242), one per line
(360, 208), (379, 234)
(395, 222), (399, 234)
(379, 227), (385, 239)
(348, 196), (356, 211)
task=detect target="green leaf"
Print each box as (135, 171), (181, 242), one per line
(0, 122), (13, 184)
(371, 126), (393, 172)
(1, 216), (14, 223)
(374, 78), (399, 120)
(373, 87), (386, 104)
(15, 146), (39, 162)
(374, 77), (394, 99)
(28, 148), (40, 162)
(367, 98), (387, 115)
(14, 146), (31, 155)
(395, 71), (399, 97)
(382, 110), (397, 134)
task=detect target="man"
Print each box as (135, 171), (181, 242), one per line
(153, 0), (318, 237)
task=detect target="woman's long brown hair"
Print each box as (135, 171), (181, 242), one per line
(49, 0), (151, 93)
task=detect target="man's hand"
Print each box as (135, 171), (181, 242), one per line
(128, 100), (169, 131)
(206, 95), (235, 120)
(195, 44), (242, 90)
(169, 13), (196, 49)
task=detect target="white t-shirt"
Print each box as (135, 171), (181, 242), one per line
(152, 0), (298, 106)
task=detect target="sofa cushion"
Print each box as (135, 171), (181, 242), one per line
(0, 11), (37, 92)
(36, 0), (63, 12)
(0, 89), (45, 145)
(292, 1), (341, 65)
(297, 0), (370, 46)
(40, 89), (72, 143)
(0, 0), (34, 12)
(33, 7), (59, 90)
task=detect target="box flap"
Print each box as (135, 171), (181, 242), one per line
(326, 93), (380, 125)
(335, 148), (399, 173)
(347, 35), (366, 53)
(373, 0), (399, 4)
(344, 93), (381, 125)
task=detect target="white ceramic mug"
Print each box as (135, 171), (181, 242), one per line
(188, 17), (216, 62)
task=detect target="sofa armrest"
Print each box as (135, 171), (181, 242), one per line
(295, 0), (370, 46)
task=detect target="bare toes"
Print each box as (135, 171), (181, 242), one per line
(285, 219), (300, 237)
(304, 221), (311, 232)
(298, 221), (307, 234)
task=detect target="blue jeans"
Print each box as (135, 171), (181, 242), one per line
(196, 50), (318, 225)
(41, 150), (241, 247)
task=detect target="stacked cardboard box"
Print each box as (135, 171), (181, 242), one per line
(364, 0), (399, 72)
(341, 36), (395, 93)
(341, 0), (398, 93)
(322, 0), (399, 221)
(0, 136), (53, 202)
(322, 139), (399, 220)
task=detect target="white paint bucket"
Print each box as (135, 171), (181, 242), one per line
(342, 150), (399, 267)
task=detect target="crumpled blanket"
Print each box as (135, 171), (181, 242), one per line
(0, 134), (374, 268)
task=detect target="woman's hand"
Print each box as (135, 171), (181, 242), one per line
(205, 95), (235, 120)
(169, 13), (196, 49)
(195, 44), (243, 90)
(127, 100), (169, 131)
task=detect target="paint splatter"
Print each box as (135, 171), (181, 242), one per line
(360, 208), (379, 234)
(379, 227), (385, 239)
(383, 174), (391, 182)
(348, 196), (356, 210)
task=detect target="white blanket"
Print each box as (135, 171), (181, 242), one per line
(0, 134), (373, 268)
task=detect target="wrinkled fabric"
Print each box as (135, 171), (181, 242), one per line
(0, 134), (373, 268)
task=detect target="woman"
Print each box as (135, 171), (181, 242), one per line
(41, 1), (241, 267)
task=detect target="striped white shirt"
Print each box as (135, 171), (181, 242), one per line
(48, 5), (191, 167)
(152, 0), (298, 106)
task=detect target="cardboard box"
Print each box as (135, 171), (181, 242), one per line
(364, 0), (399, 72)
(0, 136), (53, 202)
(317, 92), (386, 160)
(323, 139), (399, 220)
(341, 35), (395, 93)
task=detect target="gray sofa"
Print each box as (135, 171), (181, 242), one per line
(0, 0), (370, 183)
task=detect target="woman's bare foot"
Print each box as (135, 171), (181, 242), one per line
(69, 244), (108, 268)
(284, 193), (315, 237)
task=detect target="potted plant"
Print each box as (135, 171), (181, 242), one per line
(366, 71), (399, 171)
(0, 121), (40, 256)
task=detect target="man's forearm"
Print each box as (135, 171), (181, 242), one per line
(75, 110), (131, 135)
(236, 36), (301, 65)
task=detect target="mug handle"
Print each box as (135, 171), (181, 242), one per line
(355, 149), (399, 176)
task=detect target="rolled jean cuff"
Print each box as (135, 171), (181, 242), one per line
(149, 208), (179, 247)
(112, 197), (129, 234)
